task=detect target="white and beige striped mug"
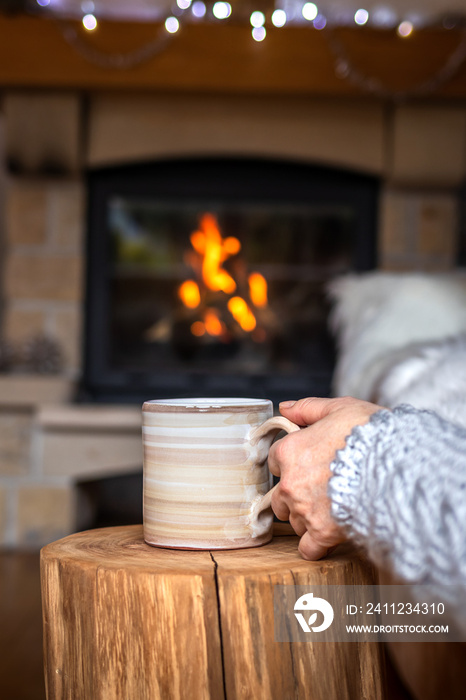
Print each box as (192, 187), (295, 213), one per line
(142, 398), (300, 550)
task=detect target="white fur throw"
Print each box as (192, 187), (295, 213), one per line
(374, 334), (466, 428)
(327, 271), (466, 413)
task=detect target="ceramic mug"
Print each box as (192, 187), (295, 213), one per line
(142, 398), (300, 550)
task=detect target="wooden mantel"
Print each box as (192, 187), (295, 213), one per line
(1, 15), (466, 97)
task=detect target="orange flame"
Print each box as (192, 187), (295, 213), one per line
(248, 272), (268, 308)
(178, 214), (269, 340)
(190, 214), (240, 294)
(204, 308), (225, 337)
(190, 313), (226, 338)
(228, 296), (257, 332)
(178, 280), (201, 309)
(223, 237), (241, 256)
(191, 321), (205, 337)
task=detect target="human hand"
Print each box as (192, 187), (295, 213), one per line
(268, 396), (383, 560)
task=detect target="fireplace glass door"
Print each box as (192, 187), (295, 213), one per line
(83, 158), (378, 402)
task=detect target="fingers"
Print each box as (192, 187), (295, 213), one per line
(270, 485), (290, 522)
(267, 447), (281, 477)
(279, 396), (381, 430)
(288, 514), (307, 537)
(298, 530), (329, 561)
(267, 433), (291, 477)
(270, 482), (308, 536)
(271, 479), (344, 557)
(279, 397), (338, 426)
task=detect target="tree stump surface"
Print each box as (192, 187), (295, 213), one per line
(41, 523), (386, 700)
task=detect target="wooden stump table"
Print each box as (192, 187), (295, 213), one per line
(41, 524), (386, 700)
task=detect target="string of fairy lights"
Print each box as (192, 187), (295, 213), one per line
(34, 0), (466, 97)
(35, 0), (466, 42)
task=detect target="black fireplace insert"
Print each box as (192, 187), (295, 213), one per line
(82, 157), (378, 403)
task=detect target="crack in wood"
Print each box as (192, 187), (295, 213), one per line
(209, 551), (227, 700)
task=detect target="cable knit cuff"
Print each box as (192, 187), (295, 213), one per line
(327, 403), (466, 623)
(328, 408), (394, 531)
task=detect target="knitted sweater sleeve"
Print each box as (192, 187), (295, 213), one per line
(328, 404), (466, 606)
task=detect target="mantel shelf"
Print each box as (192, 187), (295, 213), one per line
(2, 17), (466, 98)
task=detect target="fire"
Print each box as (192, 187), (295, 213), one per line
(190, 310), (226, 338)
(177, 212), (270, 341)
(178, 280), (201, 309)
(190, 213), (240, 294)
(191, 321), (205, 337)
(248, 272), (267, 308)
(204, 308), (225, 337)
(227, 296), (257, 332)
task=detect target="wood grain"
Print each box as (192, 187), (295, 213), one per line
(1, 16), (466, 98)
(41, 524), (386, 700)
(41, 526), (222, 699)
(214, 539), (385, 700)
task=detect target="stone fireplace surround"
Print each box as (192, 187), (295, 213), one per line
(0, 91), (465, 547)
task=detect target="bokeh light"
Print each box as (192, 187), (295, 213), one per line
(213, 2), (232, 19)
(397, 20), (413, 37)
(271, 9), (287, 27)
(82, 14), (97, 30)
(371, 5), (397, 27)
(250, 11), (265, 27)
(165, 16), (180, 33)
(313, 14), (327, 29)
(192, 1), (206, 18)
(252, 26), (266, 41)
(354, 9), (369, 25)
(302, 3), (318, 21)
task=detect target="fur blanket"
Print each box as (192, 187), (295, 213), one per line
(375, 334), (466, 429)
(328, 272), (466, 429)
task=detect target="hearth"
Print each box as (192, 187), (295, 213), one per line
(82, 157), (378, 403)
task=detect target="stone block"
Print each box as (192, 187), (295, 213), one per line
(52, 304), (82, 372)
(37, 404), (141, 485)
(391, 106), (466, 187)
(4, 92), (81, 175)
(379, 189), (416, 261)
(380, 189), (458, 271)
(6, 180), (48, 246)
(0, 375), (74, 407)
(87, 94), (385, 174)
(4, 253), (83, 302)
(3, 306), (47, 343)
(417, 196), (457, 260)
(41, 432), (142, 479)
(16, 484), (75, 548)
(49, 181), (85, 251)
(38, 404), (141, 431)
(0, 410), (32, 476)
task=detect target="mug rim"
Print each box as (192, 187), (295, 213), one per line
(143, 397), (272, 413)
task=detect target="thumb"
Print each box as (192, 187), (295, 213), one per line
(279, 397), (337, 427)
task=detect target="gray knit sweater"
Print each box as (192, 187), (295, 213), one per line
(328, 404), (466, 626)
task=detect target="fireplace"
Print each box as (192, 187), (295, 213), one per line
(82, 157), (378, 403)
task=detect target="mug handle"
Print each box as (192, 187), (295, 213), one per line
(249, 416), (301, 515)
